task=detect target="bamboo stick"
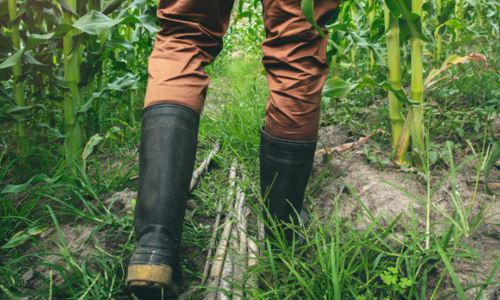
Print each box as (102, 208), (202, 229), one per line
(246, 237), (260, 291)
(204, 217), (232, 300)
(190, 140), (222, 192)
(217, 226), (239, 300)
(200, 159), (235, 288)
(203, 160), (238, 300)
(233, 206), (250, 300)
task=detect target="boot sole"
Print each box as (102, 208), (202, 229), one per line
(127, 264), (181, 295)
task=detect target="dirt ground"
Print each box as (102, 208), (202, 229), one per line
(312, 125), (500, 300)
(14, 124), (499, 299)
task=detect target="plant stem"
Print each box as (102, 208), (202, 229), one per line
(97, 32), (106, 130)
(63, 0), (82, 159)
(8, 0), (27, 158)
(385, 5), (403, 151)
(368, 0), (376, 72)
(411, 0), (425, 168)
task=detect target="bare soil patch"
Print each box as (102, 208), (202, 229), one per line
(312, 125), (500, 299)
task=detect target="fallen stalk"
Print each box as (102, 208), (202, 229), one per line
(200, 161), (237, 287)
(190, 139), (222, 191)
(202, 164), (260, 299)
(203, 160), (238, 300)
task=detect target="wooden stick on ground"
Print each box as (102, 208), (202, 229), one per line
(203, 160), (238, 300)
(190, 139), (222, 192)
(200, 161), (237, 288)
(204, 216), (233, 300)
(258, 218), (266, 253)
(246, 237), (260, 291)
(233, 205), (250, 300)
(217, 225), (239, 300)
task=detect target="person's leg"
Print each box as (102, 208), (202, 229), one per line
(260, 0), (340, 240)
(127, 0), (234, 296)
(144, 0), (234, 112)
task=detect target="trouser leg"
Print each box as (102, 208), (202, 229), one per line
(261, 0), (340, 141)
(144, 0), (235, 113)
(259, 0), (340, 240)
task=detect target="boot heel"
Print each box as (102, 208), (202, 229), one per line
(127, 265), (181, 295)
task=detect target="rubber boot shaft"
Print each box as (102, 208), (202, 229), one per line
(129, 103), (199, 287)
(259, 127), (316, 235)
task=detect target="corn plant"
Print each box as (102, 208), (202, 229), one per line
(0, 0), (157, 163)
(312, 0), (490, 168)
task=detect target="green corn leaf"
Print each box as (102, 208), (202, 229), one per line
(27, 225), (48, 236)
(23, 52), (45, 66)
(101, 0), (126, 15)
(56, 0), (78, 16)
(323, 77), (358, 98)
(73, 11), (125, 35)
(301, 0), (325, 37)
(25, 23), (74, 50)
(82, 134), (104, 161)
(484, 140), (500, 196)
(384, 0), (429, 43)
(37, 123), (66, 139)
(1, 232), (30, 249)
(1, 174), (81, 194)
(72, 11), (158, 36)
(137, 15), (159, 33)
(2, 225), (48, 249)
(329, 23), (386, 67)
(348, 31), (386, 67)
(0, 49), (23, 70)
(82, 127), (120, 167)
(323, 76), (416, 105)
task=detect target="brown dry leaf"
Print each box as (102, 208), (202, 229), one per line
(315, 129), (389, 155)
(424, 53), (488, 90)
(464, 144), (471, 155)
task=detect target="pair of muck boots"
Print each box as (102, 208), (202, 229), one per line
(126, 104), (316, 298)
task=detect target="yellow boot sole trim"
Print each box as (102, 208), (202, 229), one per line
(126, 265), (181, 295)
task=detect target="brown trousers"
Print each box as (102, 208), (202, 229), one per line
(144, 0), (340, 140)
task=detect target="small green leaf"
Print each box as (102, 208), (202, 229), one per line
(323, 76), (416, 105)
(301, 0), (325, 37)
(323, 77), (358, 98)
(101, 0), (126, 15)
(1, 174), (80, 194)
(73, 11), (124, 35)
(0, 50), (23, 70)
(82, 134), (104, 161)
(27, 225), (48, 236)
(1, 232), (30, 249)
(56, 0), (78, 16)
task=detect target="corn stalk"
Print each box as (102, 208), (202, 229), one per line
(63, 0), (82, 158)
(410, 0), (425, 168)
(8, 0), (27, 157)
(384, 4), (403, 151)
(368, 0), (376, 71)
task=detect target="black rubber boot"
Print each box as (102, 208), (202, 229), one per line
(126, 103), (199, 298)
(259, 127), (316, 244)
